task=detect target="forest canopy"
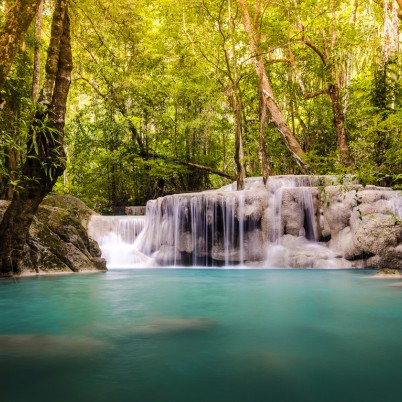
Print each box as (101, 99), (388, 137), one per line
(1, 0), (401, 214)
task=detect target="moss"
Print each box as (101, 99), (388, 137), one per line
(376, 268), (401, 276)
(1, 195), (106, 275)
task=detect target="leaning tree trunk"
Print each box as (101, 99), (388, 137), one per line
(258, 84), (272, 184)
(0, 0), (72, 276)
(0, 0), (42, 95)
(237, 0), (309, 174)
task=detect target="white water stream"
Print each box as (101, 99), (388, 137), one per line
(88, 216), (150, 268)
(88, 176), (401, 269)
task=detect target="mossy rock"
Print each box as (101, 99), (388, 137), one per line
(41, 195), (96, 229)
(0, 195), (106, 275)
(376, 268), (402, 276)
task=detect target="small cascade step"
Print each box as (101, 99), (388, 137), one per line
(88, 216), (147, 268)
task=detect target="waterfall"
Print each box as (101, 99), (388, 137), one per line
(133, 191), (249, 267)
(300, 187), (317, 241)
(87, 175), (400, 269)
(88, 216), (148, 268)
(92, 176), (322, 268)
(388, 194), (402, 218)
(266, 176), (317, 243)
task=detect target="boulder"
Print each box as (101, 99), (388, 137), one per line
(353, 213), (400, 256)
(154, 245), (181, 265)
(41, 195), (94, 229)
(317, 185), (402, 268)
(329, 226), (362, 260)
(281, 190), (304, 236)
(0, 196), (106, 275)
(320, 186), (357, 234)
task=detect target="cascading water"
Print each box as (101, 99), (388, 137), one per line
(134, 192), (247, 267)
(88, 215), (149, 268)
(88, 175), (401, 269)
(131, 175), (326, 268)
(301, 188), (317, 241)
(89, 176), (340, 268)
(266, 175), (319, 243)
(388, 193), (402, 218)
(264, 176), (325, 267)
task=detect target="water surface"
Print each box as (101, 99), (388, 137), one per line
(1, 269), (402, 402)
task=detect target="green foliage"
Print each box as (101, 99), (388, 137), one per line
(2, 0), (402, 207)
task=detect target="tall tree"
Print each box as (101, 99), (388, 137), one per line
(254, 0), (271, 183)
(227, 1), (247, 190)
(292, 0), (352, 165)
(199, 0), (247, 189)
(237, 0), (310, 174)
(0, 0), (42, 96)
(0, 0), (72, 275)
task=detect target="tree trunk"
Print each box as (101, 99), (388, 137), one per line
(382, 0), (399, 64)
(254, 0), (271, 183)
(343, 0), (358, 116)
(0, 0), (42, 95)
(258, 84), (272, 183)
(381, 0), (399, 109)
(0, 0), (72, 276)
(121, 108), (146, 155)
(3, 144), (17, 200)
(237, 0), (309, 174)
(32, 0), (44, 102)
(328, 83), (350, 164)
(228, 3), (246, 190)
(233, 90), (247, 190)
(324, 14), (352, 165)
(1, 0), (43, 199)
(40, 0), (68, 106)
(293, 0), (351, 165)
(397, 0), (402, 20)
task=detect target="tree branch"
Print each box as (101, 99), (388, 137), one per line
(265, 58), (290, 65)
(300, 39), (327, 65)
(75, 76), (107, 98)
(139, 152), (236, 181)
(178, 161), (236, 180)
(72, 0), (116, 60)
(304, 88), (330, 99)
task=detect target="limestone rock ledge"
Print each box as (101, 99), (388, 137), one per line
(0, 195), (106, 275)
(135, 176), (402, 269)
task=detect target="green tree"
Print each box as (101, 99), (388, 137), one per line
(0, 0), (72, 275)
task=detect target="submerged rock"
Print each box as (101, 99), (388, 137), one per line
(0, 195), (106, 275)
(0, 334), (107, 358)
(130, 317), (217, 335)
(375, 268), (402, 277)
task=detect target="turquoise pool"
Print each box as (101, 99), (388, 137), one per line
(1, 269), (402, 402)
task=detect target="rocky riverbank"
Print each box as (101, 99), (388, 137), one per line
(0, 195), (106, 276)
